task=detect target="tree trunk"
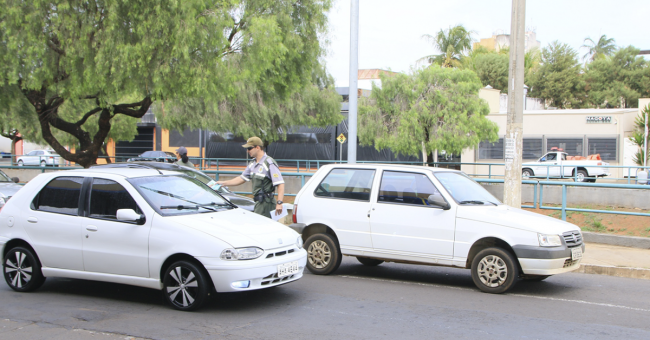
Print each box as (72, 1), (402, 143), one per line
(102, 144), (112, 164)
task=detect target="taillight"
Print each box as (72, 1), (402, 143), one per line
(597, 162), (602, 165)
(292, 204), (298, 223)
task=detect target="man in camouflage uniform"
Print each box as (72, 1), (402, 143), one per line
(216, 137), (285, 218)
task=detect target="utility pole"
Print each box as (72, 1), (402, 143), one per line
(503, 0), (526, 208)
(347, 0), (359, 164)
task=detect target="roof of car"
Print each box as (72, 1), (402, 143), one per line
(318, 163), (461, 173)
(50, 167), (185, 179)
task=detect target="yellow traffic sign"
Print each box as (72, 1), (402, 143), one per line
(337, 133), (347, 144)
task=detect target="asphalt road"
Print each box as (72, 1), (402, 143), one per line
(1, 256), (649, 340)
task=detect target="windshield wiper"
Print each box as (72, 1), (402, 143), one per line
(160, 205), (199, 210)
(459, 200), (498, 206)
(160, 202), (233, 211)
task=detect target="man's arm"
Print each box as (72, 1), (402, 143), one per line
(275, 183), (285, 215)
(216, 177), (246, 186)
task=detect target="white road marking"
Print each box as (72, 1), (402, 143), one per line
(340, 275), (650, 313)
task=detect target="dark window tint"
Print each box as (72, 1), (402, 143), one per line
(89, 179), (140, 220)
(588, 138), (617, 161)
(522, 138), (543, 159)
(314, 168), (375, 201)
(547, 138), (583, 157)
(478, 138), (504, 159)
(32, 177), (83, 215)
(379, 171), (440, 206)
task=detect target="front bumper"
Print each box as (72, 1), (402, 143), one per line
(513, 243), (585, 275)
(200, 248), (307, 292)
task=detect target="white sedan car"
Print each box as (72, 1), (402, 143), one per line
(16, 149), (61, 167)
(0, 168), (306, 311)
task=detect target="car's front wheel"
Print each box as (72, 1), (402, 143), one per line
(3, 246), (46, 292)
(305, 233), (342, 275)
(17, 160), (23, 166)
(356, 257), (384, 266)
(162, 260), (211, 311)
(471, 247), (518, 294)
(522, 168), (533, 179)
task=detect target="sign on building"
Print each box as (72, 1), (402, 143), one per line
(586, 116), (612, 124)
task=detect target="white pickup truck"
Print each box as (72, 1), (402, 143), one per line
(522, 151), (610, 182)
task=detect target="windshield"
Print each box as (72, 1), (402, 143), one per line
(434, 172), (501, 206)
(0, 170), (11, 182)
(128, 175), (233, 216)
(170, 168), (232, 194)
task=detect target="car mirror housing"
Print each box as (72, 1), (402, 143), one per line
(116, 209), (146, 225)
(427, 193), (450, 210)
(11, 177), (19, 183)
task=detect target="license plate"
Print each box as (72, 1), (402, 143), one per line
(571, 247), (583, 260)
(278, 261), (299, 278)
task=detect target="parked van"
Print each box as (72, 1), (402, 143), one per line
(289, 164), (584, 293)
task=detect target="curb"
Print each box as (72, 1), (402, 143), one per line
(582, 231), (650, 249)
(573, 264), (650, 280)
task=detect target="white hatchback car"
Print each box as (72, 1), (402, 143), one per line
(290, 164), (584, 294)
(0, 168), (306, 310)
(16, 149), (61, 167)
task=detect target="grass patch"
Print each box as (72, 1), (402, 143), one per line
(589, 218), (606, 232)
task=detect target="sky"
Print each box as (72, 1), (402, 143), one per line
(323, 0), (650, 87)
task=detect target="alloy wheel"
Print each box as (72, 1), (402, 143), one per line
(476, 254), (508, 288)
(165, 266), (200, 309)
(307, 240), (331, 269)
(5, 251), (33, 289)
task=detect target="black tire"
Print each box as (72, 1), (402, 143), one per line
(305, 233), (342, 275)
(574, 169), (588, 182)
(522, 169), (533, 179)
(40, 160), (46, 167)
(3, 246), (46, 292)
(471, 247), (519, 294)
(162, 260), (211, 311)
(17, 160), (23, 166)
(356, 257), (384, 266)
(520, 274), (550, 281)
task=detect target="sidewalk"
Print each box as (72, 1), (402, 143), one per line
(575, 242), (650, 280)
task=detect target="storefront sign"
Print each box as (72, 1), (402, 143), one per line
(586, 116), (612, 124)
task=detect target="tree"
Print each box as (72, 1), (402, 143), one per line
(582, 35), (616, 62)
(629, 105), (649, 166)
(0, 0), (340, 167)
(419, 25), (475, 68)
(358, 66), (499, 163)
(473, 53), (509, 93)
(527, 41), (585, 108)
(584, 46), (650, 108)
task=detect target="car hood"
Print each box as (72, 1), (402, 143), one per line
(456, 204), (580, 235)
(0, 182), (23, 198)
(167, 209), (298, 249)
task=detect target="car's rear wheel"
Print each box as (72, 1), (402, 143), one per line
(3, 246), (46, 292)
(305, 233), (341, 275)
(471, 247), (518, 294)
(162, 260), (211, 311)
(574, 170), (588, 182)
(356, 257), (384, 266)
(40, 160), (46, 167)
(522, 169), (533, 179)
(520, 274), (550, 281)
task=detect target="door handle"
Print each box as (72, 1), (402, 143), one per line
(86, 225), (98, 232)
(27, 217), (38, 223)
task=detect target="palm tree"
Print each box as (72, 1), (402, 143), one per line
(419, 25), (475, 68)
(582, 35), (616, 61)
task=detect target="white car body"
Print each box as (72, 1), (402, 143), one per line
(522, 151), (610, 182)
(290, 164), (584, 293)
(16, 150), (61, 167)
(0, 168), (306, 310)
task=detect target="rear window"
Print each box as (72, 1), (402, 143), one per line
(314, 168), (375, 201)
(31, 177), (84, 215)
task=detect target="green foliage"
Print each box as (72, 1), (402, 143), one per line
(473, 53), (509, 93)
(629, 105), (649, 166)
(0, 0), (339, 166)
(420, 25), (475, 68)
(584, 46), (650, 108)
(358, 66), (498, 159)
(582, 35), (617, 61)
(527, 41), (585, 108)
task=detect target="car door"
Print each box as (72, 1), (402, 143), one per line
(368, 170), (456, 262)
(22, 150), (37, 165)
(81, 177), (151, 277)
(309, 168), (376, 251)
(23, 176), (85, 270)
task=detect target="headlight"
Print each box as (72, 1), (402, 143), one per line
(538, 233), (562, 247)
(296, 236), (303, 249)
(220, 247), (264, 260)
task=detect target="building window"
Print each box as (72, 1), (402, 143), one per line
(547, 138), (583, 157)
(478, 138), (504, 160)
(522, 138), (543, 160)
(588, 138), (617, 161)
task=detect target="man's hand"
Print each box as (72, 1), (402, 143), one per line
(275, 203), (283, 215)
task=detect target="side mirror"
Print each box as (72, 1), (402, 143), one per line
(11, 177), (19, 183)
(428, 193), (451, 210)
(116, 209), (146, 225)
